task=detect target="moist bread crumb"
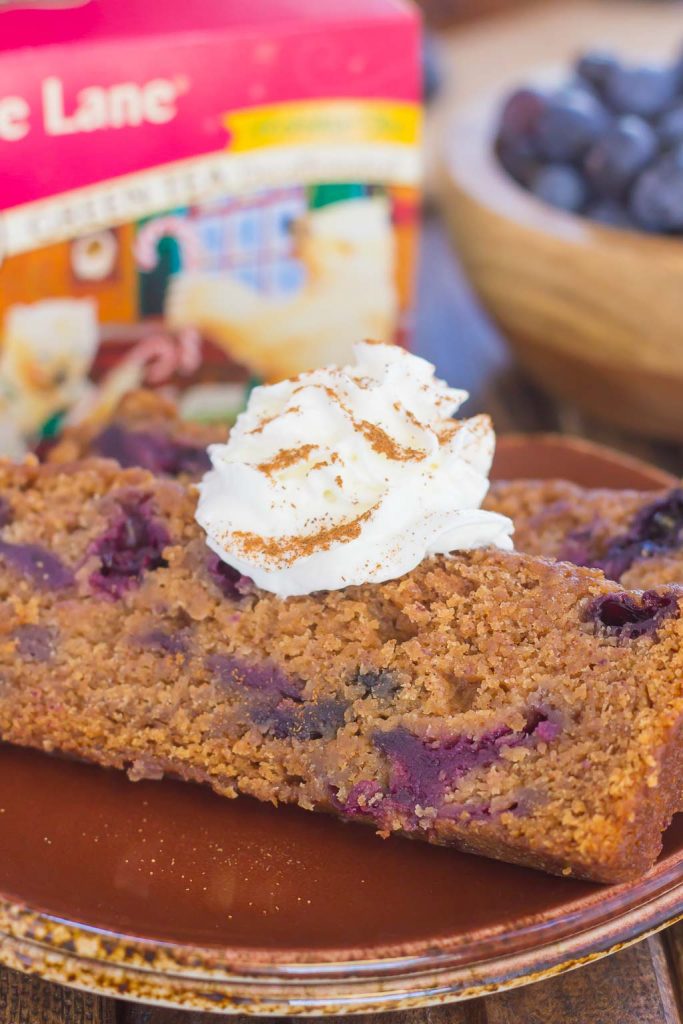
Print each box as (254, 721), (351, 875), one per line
(1, 459), (683, 883)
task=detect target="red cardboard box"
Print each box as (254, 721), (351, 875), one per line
(0, 0), (421, 452)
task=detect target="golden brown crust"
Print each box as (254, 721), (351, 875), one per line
(486, 479), (683, 588)
(486, 479), (646, 558)
(47, 389), (225, 479)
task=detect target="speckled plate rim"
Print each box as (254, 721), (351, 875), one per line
(2, 856), (683, 1015)
(0, 433), (681, 1014)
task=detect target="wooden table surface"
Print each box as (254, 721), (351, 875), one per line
(2, 211), (682, 1024)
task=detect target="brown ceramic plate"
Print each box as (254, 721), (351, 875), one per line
(0, 435), (680, 1015)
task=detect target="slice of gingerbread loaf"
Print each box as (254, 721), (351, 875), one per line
(47, 390), (226, 481)
(2, 458), (683, 883)
(486, 480), (683, 589)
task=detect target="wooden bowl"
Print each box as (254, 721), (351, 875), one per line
(439, 90), (683, 441)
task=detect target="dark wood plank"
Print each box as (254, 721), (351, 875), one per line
(116, 1005), (214, 1024)
(481, 936), (681, 1024)
(118, 1001), (466, 1023)
(660, 921), (683, 1006)
(115, 1004), (481, 1023)
(0, 968), (115, 1024)
(118, 1008), (465, 1022)
(334, 1007), (485, 1024)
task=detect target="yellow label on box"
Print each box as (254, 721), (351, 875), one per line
(225, 100), (421, 152)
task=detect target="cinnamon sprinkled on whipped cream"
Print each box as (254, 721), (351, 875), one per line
(257, 443), (317, 476)
(196, 342), (514, 597)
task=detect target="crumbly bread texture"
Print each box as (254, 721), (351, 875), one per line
(2, 460), (683, 883)
(47, 390), (226, 481)
(486, 480), (683, 589)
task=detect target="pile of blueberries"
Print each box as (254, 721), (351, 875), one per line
(495, 47), (683, 233)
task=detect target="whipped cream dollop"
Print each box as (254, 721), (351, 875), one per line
(196, 342), (513, 597)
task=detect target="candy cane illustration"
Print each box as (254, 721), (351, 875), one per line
(176, 327), (203, 376)
(126, 333), (178, 385)
(134, 215), (202, 273)
(65, 327), (201, 429)
(118, 326), (203, 386)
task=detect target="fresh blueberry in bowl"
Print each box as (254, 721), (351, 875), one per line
(605, 63), (678, 118)
(584, 198), (635, 228)
(658, 103), (683, 148)
(498, 87), (546, 148)
(584, 116), (658, 198)
(497, 136), (539, 188)
(575, 49), (619, 92)
(530, 164), (588, 212)
(494, 43), (683, 237)
(630, 149), (683, 232)
(534, 87), (610, 162)
(443, 37), (683, 441)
